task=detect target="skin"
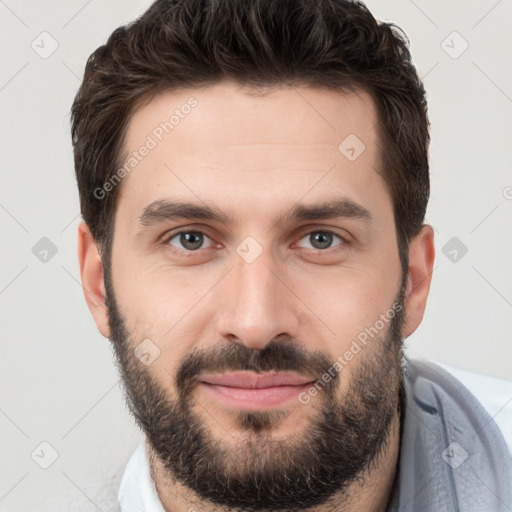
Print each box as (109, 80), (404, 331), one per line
(78, 81), (435, 511)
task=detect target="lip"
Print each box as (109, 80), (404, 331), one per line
(200, 371), (314, 388)
(198, 371), (315, 411)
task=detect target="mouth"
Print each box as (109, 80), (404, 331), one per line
(198, 371), (315, 411)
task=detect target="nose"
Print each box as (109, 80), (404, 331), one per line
(216, 246), (301, 350)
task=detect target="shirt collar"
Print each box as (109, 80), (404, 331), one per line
(118, 440), (165, 512)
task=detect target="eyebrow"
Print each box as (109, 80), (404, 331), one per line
(139, 199), (232, 226)
(138, 197), (372, 227)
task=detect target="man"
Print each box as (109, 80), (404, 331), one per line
(71, 0), (512, 510)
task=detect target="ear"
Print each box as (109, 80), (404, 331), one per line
(402, 224), (435, 338)
(77, 222), (110, 338)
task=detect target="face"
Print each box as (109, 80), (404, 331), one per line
(81, 81), (434, 510)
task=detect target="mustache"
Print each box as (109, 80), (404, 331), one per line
(175, 339), (338, 397)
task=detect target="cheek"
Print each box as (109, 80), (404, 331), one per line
(299, 264), (401, 350)
(112, 252), (216, 358)
(121, 275), (198, 331)
(307, 274), (401, 391)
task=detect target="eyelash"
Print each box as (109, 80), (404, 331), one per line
(160, 228), (348, 256)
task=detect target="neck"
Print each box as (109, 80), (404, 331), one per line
(150, 412), (401, 512)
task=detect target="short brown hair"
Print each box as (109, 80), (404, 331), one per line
(71, 0), (430, 274)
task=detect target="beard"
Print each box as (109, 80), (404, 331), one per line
(105, 272), (406, 511)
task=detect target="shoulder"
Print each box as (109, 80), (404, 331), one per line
(388, 357), (512, 512)
(404, 358), (512, 454)
(428, 360), (512, 453)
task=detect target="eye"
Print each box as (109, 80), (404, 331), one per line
(296, 230), (345, 251)
(166, 230), (214, 252)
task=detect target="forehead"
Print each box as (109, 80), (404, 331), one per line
(116, 81), (389, 227)
(124, 81), (379, 156)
